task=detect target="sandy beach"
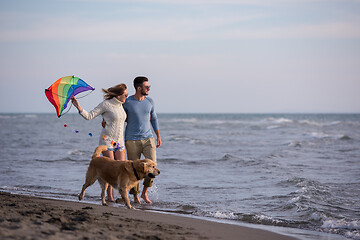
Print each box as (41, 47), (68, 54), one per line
(0, 192), (299, 240)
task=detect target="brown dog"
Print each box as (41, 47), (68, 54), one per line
(78, 145), (160, 209)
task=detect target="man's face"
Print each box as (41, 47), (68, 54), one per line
(140, 82), (150, 96)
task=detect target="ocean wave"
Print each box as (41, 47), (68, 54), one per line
(288, 177), (330, 193)
(236, 213), (308, 228)
(157, 157), (207, 166)
(284, 140), (303, 147)
(157, 157), (182, 163)
(207, 211), (238, 220)
(299, 120), (342, 127)
(216, 154), (265, 167)
(160, 117), (249, 126)
(162, 118), (200, 124)
(162, 116), (297, 129)
(0, 115), (16, 119)
(178, 204), (198, 211)
(218, 154), (238, 161)
(265, 117), (294, 124)
(281, 177), (360, 238)
(205, 209), (360, 239)
(68, 149), (91, 156)
(250, 214), (306, 228)
(199, 208), (314, 229)
(322, 219), (360, 231)
(283, 178), (333, 213)
(14, 184), (53, 191)
(309, 132), (331, 139)
(307, 132), (352, 141)
(34, 157), (89, 163)
(165, 135), (207, 145)
(322, 219), (360, 240)
(266, 125), (281, 130)
(24, 114), (38, 118)
(339, 135), (352, 141)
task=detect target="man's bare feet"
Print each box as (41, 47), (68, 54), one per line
(141, 192), (152, 204)
(134, 194), (141, 204)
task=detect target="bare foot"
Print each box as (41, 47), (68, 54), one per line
(141, 192), (152, 204)
(134, 195), (141, 204)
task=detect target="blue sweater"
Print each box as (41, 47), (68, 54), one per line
(123, 95), (159, 141)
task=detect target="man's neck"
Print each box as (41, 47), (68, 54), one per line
(134, 92), (145, 101)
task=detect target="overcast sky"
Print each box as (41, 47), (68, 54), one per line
(0, 0), (359, 114)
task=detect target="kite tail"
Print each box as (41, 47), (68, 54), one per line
(92, 145), (108, 160)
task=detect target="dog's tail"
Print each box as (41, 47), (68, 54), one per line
(92, 145), (108, 160)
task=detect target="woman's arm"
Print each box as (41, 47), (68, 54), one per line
(71, 96), (104, 120)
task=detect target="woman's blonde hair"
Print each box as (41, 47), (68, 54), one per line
(102, 84), (127, 100)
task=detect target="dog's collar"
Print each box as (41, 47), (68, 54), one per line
(132, 162), (140, 180)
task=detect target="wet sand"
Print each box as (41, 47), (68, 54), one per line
(0, 192), (298, 240)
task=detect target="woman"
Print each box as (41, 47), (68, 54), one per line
(71, 83), (128, 202)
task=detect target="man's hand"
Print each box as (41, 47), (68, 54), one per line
(155, 130), (161, 148)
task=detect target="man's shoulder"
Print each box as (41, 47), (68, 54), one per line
(128, 95), (136, 101)
(145, 96), (154, 104)
(124, 95), (135, 104)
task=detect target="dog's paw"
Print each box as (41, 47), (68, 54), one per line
(78, 195), (83, 201)
(126, 204), (136, 210)
(115, 198), (123, 203)
(102, 202), (108, 206)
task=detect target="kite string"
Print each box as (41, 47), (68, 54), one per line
(60, 101), (73, 117)
(58, 89), (95, 117)
(75, 90), (94, 99)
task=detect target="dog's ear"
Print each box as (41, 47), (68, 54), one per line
(124, 163), (133, 174)
(141, 162), (147, 173)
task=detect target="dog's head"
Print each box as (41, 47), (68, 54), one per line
(142, 159), (160, 179)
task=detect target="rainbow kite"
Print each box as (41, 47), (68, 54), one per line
(45, 76), (95, 118)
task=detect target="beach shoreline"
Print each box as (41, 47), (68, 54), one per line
(0, 191), (298, 240)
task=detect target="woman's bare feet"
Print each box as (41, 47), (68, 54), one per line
(141, 192), (152, 204)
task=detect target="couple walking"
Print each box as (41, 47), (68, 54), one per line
(71, 76), (161, 204)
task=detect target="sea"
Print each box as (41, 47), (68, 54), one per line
(0, 113), (359, 240)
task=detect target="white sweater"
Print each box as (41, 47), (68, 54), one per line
(79, 97), (126, 148)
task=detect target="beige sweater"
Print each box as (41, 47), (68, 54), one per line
(79, 97), (126, 148)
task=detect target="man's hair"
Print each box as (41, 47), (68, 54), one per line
(133, 76), (148, 89)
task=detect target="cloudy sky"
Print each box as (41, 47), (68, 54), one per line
(0, 0), (359, 113)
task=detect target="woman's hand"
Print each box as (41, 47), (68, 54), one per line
(71, 96), (83, 112)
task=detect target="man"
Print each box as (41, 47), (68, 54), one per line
(123, 76), (161, 204)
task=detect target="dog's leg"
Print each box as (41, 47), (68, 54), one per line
(121, 187), (135, 209)
(98, 179), (108, 206)
(79, 169), (97, 201)
(115, 188), (124, 203)
(79, 183), (88, 201)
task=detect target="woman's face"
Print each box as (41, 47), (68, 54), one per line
(117, 89), (128, 103)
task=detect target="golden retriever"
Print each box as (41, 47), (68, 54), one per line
(78, 145), (160, 209)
